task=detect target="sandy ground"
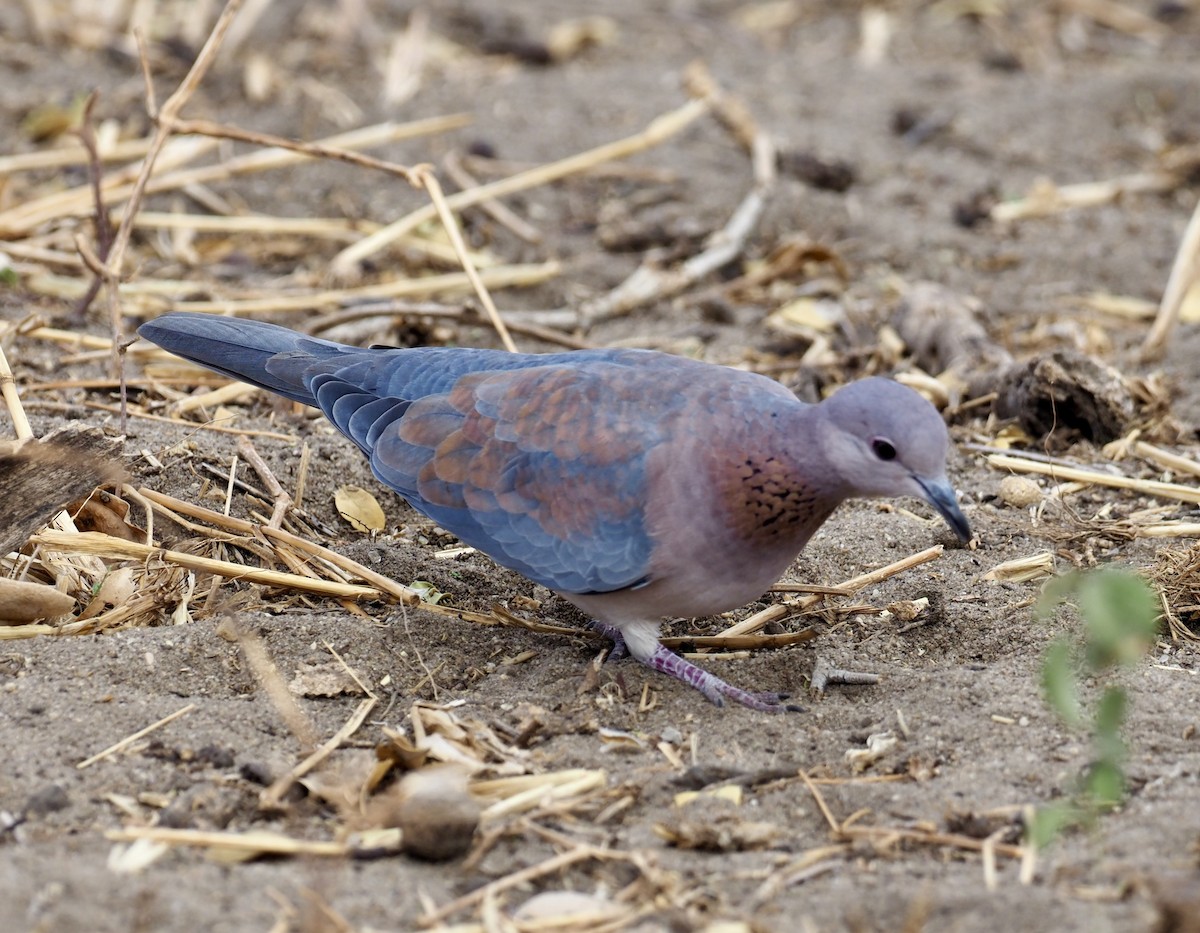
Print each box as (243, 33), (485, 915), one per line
(3, 2), (1200, 931)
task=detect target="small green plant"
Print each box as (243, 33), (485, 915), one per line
(1029, 567), (1159, 848)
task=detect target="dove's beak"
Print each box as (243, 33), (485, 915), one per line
(915, 476), (972, 543)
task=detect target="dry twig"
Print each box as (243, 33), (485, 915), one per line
(259, 697), (378, 809)
(137, 488), (422, 604)
(799, 771), (1026, 863)
(77, 703), (197, 769)
(0, 119), (465, 236)
(414, 167), (518, 352)
(443, 149), (543, 245)
(31, 530), (385, 601)
(1143, 193), (1200, 358)
(331, 98), (711, 276)
(106, 826), (348, 858)
(989, 453), (1200, 506)
(579, 66), (774, 327)
(718, 545), (947, 638)
(0, 341), (34, 441)
(236, 437), (293, 530)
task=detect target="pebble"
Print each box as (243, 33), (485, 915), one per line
(387, 766), (480, 861)
(998, 475), (1043, 508)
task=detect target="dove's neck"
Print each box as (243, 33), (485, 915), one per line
(711, 405), (849, 552)
(627, 404), (848, 617)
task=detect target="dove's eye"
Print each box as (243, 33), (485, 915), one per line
(871, 438), (897, 461)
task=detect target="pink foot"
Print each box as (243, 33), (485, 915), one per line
(644, 644), (803, 713)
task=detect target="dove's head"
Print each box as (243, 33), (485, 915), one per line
(818, 377), (971, 542)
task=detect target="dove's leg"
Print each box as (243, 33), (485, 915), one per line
(642, 644), (804, 713)
(615, 620), (803, 714)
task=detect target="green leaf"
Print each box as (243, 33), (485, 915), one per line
(1035, 568), (1149, 838)
(1094, 686), (1127, 736)
(1041, 638), (1083, 729)
(1035, 571), (1081, 622)
(1028, 802), (1080, 849)
(1078, 569), (1158, 669)
(408, 580), (448, 605)
(1084, 759), (1125, 811)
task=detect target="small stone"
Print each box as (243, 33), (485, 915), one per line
(24, 784), (69, 815)
(197, 745), (235, 769)
(238, 762), (274, 786)
(997, 475), (1042, 508)
(375, 765), (480, 862)
(156, 805), (194, 829)
(514, 891), (620, 922)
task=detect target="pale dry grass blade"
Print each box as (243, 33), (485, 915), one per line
(1143, 193), (1200, 357)
(31, 530), (386, 600)
(0, 342), (35, 441)
(988, 453), (1200, 506)
(77, 703), (197, 769)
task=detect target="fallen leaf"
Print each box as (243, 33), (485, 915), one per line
(68, 489), (144, 542)
(76, 567), (137, 621)
(514, 890), (624, 923)
(846, 730), (899, 773)
(764, 297), (841, 336)
(335, 485), (386, 532)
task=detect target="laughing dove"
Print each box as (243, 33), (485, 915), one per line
(140, 313), (970, 712)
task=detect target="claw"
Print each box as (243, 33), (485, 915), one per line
(589, 620), (628, 661)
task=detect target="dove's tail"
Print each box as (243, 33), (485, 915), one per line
(138, 312), (351, 407)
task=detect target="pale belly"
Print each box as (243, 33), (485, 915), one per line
(564, 513), (826, 625)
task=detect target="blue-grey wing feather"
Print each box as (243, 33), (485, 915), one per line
(135, 313), (672, 594)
